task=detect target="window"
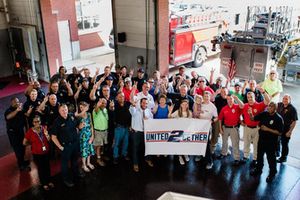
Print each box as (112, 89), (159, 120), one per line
(75, 0), (102, 35)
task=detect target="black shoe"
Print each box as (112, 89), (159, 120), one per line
(250, 168), (262, 176)
(19, 165), (31, 172)
(233, 160), (240, 166)
(277, 157), (287, 163)
(250, 160), (257, 168)
(266, 174), (276, 183)
(77, 170), (85, 178)
(239, 157), (248, 164)
(63, 180), (74, 188)
(276, 152), (281, 157)
(113, 158), (119, 165)
(217, 154), (226, 159)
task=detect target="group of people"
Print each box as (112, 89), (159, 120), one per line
(4, 64), (297, 190)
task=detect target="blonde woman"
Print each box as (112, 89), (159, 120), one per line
(168, 99), (192, 165)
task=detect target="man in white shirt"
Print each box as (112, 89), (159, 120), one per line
(129, 98), (154, 172)
(200, 91), (218, 169)
(131, 82), (155, 110)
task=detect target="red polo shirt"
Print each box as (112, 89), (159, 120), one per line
(123, 87), (138, 102)
(195, 86), (214, 96)
(219, 104), (242, 126)
(25, 126), (49, 155)
(243, 102), (267, 127)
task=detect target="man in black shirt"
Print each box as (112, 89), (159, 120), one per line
(132, 68), (147, 92)
(164, 84), (194, 111)
(50, 104), (84, 187)
(112, 92), (131, 164)
(250, 102), (284, 183)
(277, 94), (298, 163)
(4, 97), (30, 171)
(74, 78), (91, 106)
(243, 80), (264, 103)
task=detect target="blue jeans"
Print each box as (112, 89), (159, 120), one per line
(113, 127), (129, 158)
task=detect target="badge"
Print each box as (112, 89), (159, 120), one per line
(71, 116), (74, 121)
(270, 120), (274, 125)
(232, 109), (235, 113)
(61, 123), (66, 127)
(253, 109), (257, 113)
(60, 93), (63, 96)
(42, 146), (47, 151)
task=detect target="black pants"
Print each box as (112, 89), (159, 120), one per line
(280, 134), (290, 159)
(33, 154), (51, 185)
(7, 129), (26, 168)
(205, 131), (212, 164)
(256, 136), (277, 175)
(131, 131), (151, 165)
(61, 142), (79, 182)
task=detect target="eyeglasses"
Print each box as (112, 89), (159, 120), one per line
(199, 80), (205, 83)
(33, 120), (40, 123)
(148, 81), (154, 83)
(270, 73), (275, 75)
(103, 89), (109, 92)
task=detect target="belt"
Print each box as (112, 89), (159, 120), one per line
(116, 124), (127, 128)
(94, 129), (107, 132)
(224, 125), (239, 128)
(245, 125), (258, 129)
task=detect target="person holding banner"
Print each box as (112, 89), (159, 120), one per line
(168, 98), (193, 165)
(218, 94), (244, 165)
(129, 98), (154, 172)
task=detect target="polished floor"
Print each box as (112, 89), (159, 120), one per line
(1, 79), (300, 200)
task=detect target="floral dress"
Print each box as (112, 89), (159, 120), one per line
(79, 114), (95, 158)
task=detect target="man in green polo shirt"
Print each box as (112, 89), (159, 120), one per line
(93, 98), (109, 166)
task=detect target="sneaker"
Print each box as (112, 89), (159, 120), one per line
(250, 160), (257, 168)
(179, 156), (185, 165)
(194, 156), (202, 162)
(97, 159), (106, 167)
(184, 155), (190, 162)
(63, 180), (74, 188)
(250, 168), (262, 176)
(206, 162), (213, 170)
(277, 157), (287, 163)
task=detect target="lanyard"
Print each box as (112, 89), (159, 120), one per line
(33, 127), (45, 146)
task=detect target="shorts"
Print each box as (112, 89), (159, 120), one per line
(93, 130), (108, 146)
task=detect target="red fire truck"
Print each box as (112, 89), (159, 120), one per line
(169, 10), (227, 68)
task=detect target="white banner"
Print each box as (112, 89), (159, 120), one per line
(144, 118), (211, 156)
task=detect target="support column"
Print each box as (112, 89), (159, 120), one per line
(157, 0), (169, 76)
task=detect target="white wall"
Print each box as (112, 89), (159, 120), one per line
(115, 0), (156, 50)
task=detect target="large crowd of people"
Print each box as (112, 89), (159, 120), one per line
(4, 64), (298, 190)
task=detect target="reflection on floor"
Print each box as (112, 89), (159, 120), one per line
(2, 151), (300, 200)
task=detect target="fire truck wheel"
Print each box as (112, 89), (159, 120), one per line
(193, 47), (207, 68)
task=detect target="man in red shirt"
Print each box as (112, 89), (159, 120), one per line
(241, 91), (270, 167)
(191, 77), (214, 97)
(120, 77), (138, 102)
(218, 94), (244, 165)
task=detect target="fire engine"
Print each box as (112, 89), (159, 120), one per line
(169, 8), (228, 68)
(219, 6), (297, 82)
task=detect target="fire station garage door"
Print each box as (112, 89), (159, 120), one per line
(57, 20), (73, 62)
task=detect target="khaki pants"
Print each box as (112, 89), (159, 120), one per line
(221, 126), (240, 160)
(210, 121), (220, 153)
(243, 126), (259, 160)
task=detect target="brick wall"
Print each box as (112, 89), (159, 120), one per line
(157, 0), (169, 76)
(52, 0), (78, 42)
(40, 0), (62, 76)
(79, 32), (104, 51)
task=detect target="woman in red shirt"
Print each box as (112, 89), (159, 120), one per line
(23, 115), (53, 190)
